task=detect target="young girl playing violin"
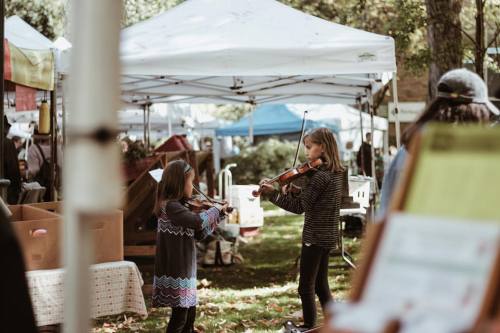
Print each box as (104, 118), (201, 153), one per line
(152, 159), (228, 333)
(259, 127), (344, 331)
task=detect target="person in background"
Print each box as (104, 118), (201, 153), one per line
(27, 128), (63, 200)
(356, 132), (372, 176)
(2, 116), (21, 204)
(11, 136), (23, 151)
(378, 68), (499, 218)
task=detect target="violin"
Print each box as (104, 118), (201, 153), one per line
(186, 186), (233, 214)
(252, 158), (322, 197)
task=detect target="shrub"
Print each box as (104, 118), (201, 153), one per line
(223, 138), (305, 185)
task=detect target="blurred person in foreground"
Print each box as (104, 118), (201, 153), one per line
(378, 68), (499, 218)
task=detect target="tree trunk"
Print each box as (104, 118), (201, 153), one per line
(474, 0), (486, 79)
(425, 0), (464, 101)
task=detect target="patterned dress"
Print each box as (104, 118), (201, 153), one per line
(152, 200), (221, 308)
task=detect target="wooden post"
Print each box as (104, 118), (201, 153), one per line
(49, 58), (57, 201)
(188, 150), (200, 187)
(206, 151), (215, 197)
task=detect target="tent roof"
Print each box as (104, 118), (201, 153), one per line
(121, 0), (395, 76)
(118, 0), (396, 106)
(5, 16), (54, 50)
(215, 104), (339, 136)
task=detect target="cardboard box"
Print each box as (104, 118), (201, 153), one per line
(81, 211), (124, 264)
(28, 201), (63, 214)
(9, 205), (62, 270)
(24, 202), (124, 267)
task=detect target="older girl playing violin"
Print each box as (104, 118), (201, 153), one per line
(258, 127), (344, 331)
(152, 159), (228, 333)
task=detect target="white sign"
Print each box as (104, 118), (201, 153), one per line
(388, 102), (425, 123)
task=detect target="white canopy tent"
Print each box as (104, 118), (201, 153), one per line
(119, 0), (396, 106)
(58, 0), (401, 144)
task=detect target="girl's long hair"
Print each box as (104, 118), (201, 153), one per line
(304, 127), (345, 173)
(402, 98), (491, 146)
(154, 159), (191, 215)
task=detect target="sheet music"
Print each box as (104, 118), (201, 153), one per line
(330, 213), (500, 333)
(148, 168), (163, 183)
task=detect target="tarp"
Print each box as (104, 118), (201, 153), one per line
(4, 16), (55, 90)
(215, 104), (339, 137)
(60, 0), (397, 105)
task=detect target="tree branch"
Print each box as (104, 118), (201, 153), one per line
(486, 25), (500, 50)
(461, 28), (478, 47)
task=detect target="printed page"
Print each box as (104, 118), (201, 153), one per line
(404, 125), (500, 221)
(362, 213), (500, 331)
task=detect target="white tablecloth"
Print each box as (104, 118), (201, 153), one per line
(27, 261), (148, 326)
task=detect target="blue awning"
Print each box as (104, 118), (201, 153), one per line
(216, 104), (339, 137)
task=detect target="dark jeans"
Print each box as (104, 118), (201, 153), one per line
(166, 306), (196, 333)
(298, 243), (332, 328)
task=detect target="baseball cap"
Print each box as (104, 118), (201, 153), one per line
(437, 68), (499, 116)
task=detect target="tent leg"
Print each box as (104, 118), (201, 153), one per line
(357, 98), (364, 176)
(167, 103), (172, 138)
(367, 89), (378, 223)
(142, 105), (147, 144)
(392, 71), (401, 148)
(146, 103), (151, 149)
(248, 104), (255, 145)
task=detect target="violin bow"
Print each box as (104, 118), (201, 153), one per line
(192, 185), (212, 202)
(292, 110), (308, 167)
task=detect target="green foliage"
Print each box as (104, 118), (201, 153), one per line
(461, 0), (500, 71)
(224, 138), (302, 185)
(124, 140), (148, 162)
(214, 104), (253, 121)
(6, 0), (65, 39)
(122, 0), (184, 27)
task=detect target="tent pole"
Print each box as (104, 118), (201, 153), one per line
(357, 98), (364, 176)
(64, 1), (122, 332)
(146, 103), (151, 149)
(142, 104), (147, 144)
(367, 89), (377, 224)
(62, 75), (67, 147)
(391, 71), (401, 148)
(248, 103), (255, 145)
(167, 103), (172, 138)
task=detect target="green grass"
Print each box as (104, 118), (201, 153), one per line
(93, 214), (362, 332)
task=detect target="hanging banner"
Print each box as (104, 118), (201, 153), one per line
(3, 38), (54, 91)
